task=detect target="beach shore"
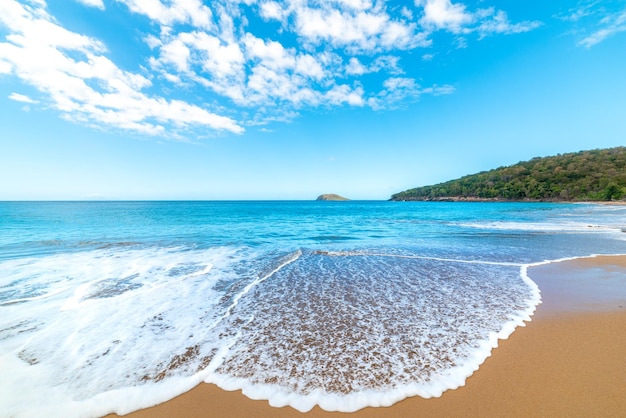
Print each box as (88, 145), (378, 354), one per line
(113, 255), (626, 418)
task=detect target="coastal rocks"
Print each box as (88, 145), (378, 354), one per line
(316, 194), (350, 201)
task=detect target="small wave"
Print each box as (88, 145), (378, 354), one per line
(205, 253), (539, 412)
(0, 245), (248, 418)
(215, 249), (302, 322)
(459, 221), (619, 233)
(309, 235), (358, 242)
(315, 249), (521, 266)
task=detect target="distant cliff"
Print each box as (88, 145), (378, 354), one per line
(391, 147), (626, 202)
(316, 194), (351, 201)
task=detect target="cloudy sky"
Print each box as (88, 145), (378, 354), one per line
(1, 0), (625, 200)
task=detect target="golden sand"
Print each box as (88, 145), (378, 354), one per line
(113, 256), (626, 418)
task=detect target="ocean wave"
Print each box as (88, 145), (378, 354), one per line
(0, 247), (541, 416)
(458, 221), (620, 233)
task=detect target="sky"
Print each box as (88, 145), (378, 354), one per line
(0, 0), (625, 200)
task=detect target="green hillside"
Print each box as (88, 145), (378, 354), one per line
(391, 147), (626, 202)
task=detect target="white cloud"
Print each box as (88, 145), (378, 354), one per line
(259, 1), (287, 21)
(556, 1), (619, 24)
(345, 55), (402, 76)
(144, 34), (162, 49)
(383, 77), (418, 91)
(416, 0), (541, 38)
(258, 0), (426, 52)
(578, 7), (626, 47)
(424, 84), (456, 95)
(0, 60), (12, 73)
(181, 32), (245, 81)
(295, 8), (387, 48)
(244, 34), (297, 71)
(476, 8), (542, 38)
(417, 0), (473, 32)
(401, 6), (414, 20)
(0, 0), (243, 135)
(338, 0), (373, 11)
(555, 1), (626, 48)
(371, 55), (403, 74)
(368, 77), (454, 110)
(8, 92), (38, 103)
(295, 54), (325, 80)
(117, 0), (213, 29)
(160, 38), (190, 72)
(324, 84), (365, 106)
(0, 0), (544, 136)
(149, 30), (334, 109)
(75, 0), (105, 10)
(346, 57), (367, 75)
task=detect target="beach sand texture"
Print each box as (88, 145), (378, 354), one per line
(114, 256), (626, 418)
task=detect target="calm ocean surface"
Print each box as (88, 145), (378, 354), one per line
(1, 201), (626, 416)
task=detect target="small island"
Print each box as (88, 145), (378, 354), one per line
(316, 194), (351, 201)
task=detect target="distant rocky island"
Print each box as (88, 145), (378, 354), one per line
(316, 194), (351, 201)
(391, 147), (626, 202)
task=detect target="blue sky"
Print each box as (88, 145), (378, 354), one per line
(1, 0), (625, 200)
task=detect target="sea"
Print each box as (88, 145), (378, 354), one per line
(1, 201), (626, 417)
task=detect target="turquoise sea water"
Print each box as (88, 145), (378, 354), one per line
(1, 201), (625, 416)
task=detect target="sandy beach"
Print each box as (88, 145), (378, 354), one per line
(114, 255), (626, 418)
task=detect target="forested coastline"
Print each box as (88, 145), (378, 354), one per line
(391, 147), (626, 202)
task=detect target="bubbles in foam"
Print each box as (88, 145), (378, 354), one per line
(0, 246), (540, 417)
(209, 253), (537, 412)
(0, 246), (249, 416)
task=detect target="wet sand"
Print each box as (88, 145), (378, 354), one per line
(114, 255), (626, 418)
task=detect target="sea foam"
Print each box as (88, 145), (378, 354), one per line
(0, 245), (542, 417)
(0, 246), (246, 417)
(206, 252), (539, 412)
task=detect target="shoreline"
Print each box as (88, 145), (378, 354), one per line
(388, 197), (626, 205)
(112, 255), (626, 418)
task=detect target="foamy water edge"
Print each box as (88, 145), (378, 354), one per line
(205, 253), (626, 413)
(202, 255), (544, 413)
(4, 252), (626, 417)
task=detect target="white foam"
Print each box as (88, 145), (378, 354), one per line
(0, 246), (245, 418)
(204, 253), (542, 413)
(323, 250), (522, 266)
(0, 248), (565, 417)
(216, 249), (302, 322)
(459, 221), (620, 233)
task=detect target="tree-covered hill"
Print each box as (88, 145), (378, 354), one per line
(391, 147), (626, 202)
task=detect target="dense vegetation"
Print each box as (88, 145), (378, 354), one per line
(391, 147), (626, 202)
